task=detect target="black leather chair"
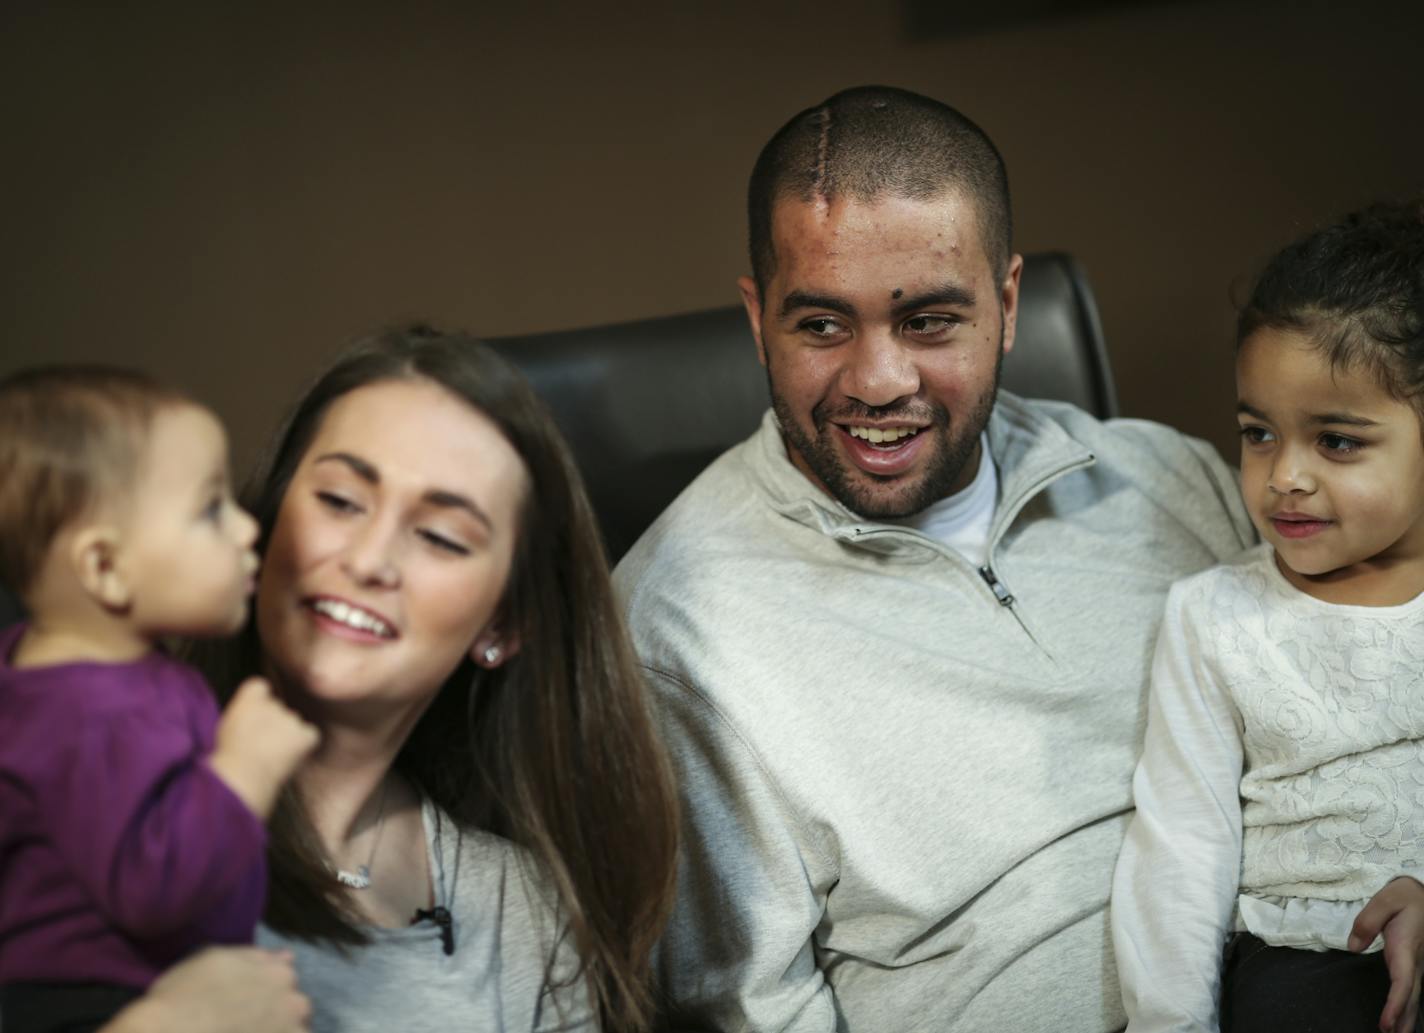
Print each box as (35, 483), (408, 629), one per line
(488, 250), (1116, 561)
(0, 251), (1113, 623)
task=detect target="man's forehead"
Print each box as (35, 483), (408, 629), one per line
(765, 189), (994, 287)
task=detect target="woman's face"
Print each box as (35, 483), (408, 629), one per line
(256, 378), (529, 721)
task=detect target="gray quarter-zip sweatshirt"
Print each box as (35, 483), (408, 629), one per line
(614, 392), (1255, 1033)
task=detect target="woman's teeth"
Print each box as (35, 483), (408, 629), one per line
(312, 599), (393, 638)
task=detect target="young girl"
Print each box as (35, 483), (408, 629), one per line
(1111, 199), (1424, 1033)
(0, 367), (318, 1033)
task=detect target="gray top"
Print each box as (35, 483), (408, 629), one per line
(615, 394), (1256, 1032)
(258, 798), (595, 1033)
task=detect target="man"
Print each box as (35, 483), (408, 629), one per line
(614, 85), (1254, 1032)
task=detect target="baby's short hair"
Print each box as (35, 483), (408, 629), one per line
(0, 365), (191, 597)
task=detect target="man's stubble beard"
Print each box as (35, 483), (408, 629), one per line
(768, 345), (1002, 521)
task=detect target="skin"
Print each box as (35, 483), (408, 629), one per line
(738, 189), (1021, 519)
(118, 404), (261, 639)
(1236, 328), (1424, 606)
(256, 378), (529, 928)
(1238, 328), (1424, 1030)
(103, 947), (311, 1033)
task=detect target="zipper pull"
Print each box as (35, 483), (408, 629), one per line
(978, 565), (1015, 607)
(413, 905), (455, 955)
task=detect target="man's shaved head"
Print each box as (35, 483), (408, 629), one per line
(748, 85), (1012, 292)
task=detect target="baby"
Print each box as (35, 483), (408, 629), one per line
(0, 366), (318, 1033)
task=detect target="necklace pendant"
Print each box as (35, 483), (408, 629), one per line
(336, 865), (372, 890)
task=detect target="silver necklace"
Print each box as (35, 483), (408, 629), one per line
(334, 779), (389, 891)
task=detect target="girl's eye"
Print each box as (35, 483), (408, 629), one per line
(1238, 425), (1274, 445)
(316, 491), (361, 514)
(418, 529), (470, 556)
(1319, 433), (1363, 455)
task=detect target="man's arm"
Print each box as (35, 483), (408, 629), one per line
(1111, 581), (1244, 1032)
(650, 666), (839, 1032)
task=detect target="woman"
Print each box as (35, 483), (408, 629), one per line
(195, 325), (679, 1031)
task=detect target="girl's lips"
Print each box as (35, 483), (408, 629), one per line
(1271, 516), (1332, 539)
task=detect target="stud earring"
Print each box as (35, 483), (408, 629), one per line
(483, 645), (501, 665)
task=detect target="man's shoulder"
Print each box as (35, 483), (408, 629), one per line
(1008, 395), (1226, 476)
(615, 427), (780, 598)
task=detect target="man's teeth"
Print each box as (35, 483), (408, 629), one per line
(848, 425), (920, 444)
(312, 599), (393, 637)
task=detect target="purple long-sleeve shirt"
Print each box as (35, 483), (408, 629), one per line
(0, 623), (266, 988)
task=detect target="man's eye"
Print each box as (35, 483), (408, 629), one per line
(800, 317), (844, 337)
(1320, 433), (1363, 455)
(904, 315), (955, 335)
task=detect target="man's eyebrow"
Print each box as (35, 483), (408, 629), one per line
(313, 452), (492, 530)
(892, 284), (977, 317)
(779, 291), (856, 320)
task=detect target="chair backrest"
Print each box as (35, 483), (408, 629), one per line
(0, 252), (1114, 625)
(487, 250), (1116, 562)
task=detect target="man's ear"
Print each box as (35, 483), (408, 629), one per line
(999, 253), (1024, 357)
(470, 620), (522, 670)
(737, 275), (769, 368)
(70, 526), (132, 612)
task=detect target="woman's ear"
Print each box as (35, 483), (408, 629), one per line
(470, 621), (522, 670)
(70, 526), (132, 613)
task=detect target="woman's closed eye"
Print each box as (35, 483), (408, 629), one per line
(418, 528), (471, 556)
(316, 490), (363, 515)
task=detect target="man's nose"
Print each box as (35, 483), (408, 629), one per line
(842, 331), (919, 408)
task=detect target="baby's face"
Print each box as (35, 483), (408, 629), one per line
(118, 403), (259, 637)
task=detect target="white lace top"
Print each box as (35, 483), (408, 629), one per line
(1111, 544), (1424, 1031)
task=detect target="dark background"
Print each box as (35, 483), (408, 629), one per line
(3, 0), (1421, 472)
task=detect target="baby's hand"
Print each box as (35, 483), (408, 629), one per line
(209, 677), (320, 820)
(1350, 875), (1424, 1033)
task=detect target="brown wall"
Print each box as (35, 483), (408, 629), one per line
(3, 1), (1421, 472)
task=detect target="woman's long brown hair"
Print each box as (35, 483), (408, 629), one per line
(195, 327), (679, 1031)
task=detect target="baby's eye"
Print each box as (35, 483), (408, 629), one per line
(1319, 433), (1363, 456)
(203, 496), (225, 523)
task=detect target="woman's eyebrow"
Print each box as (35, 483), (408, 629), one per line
(314, 452), (379, 482)
(425, 489), (492, 532)
(314, 452), (492, 530)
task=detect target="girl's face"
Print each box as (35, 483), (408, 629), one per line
(1236, 328), (1424, 600)
(255, 378), (529, 722)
